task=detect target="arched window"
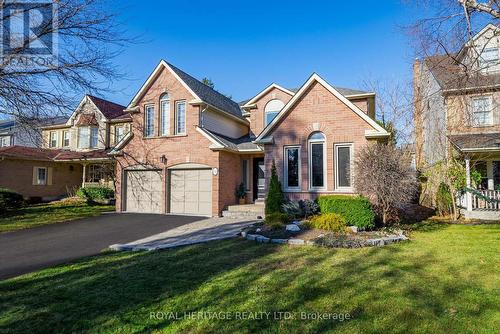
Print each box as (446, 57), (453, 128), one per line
(160, 93), (170, 136)
(264, 99), (284, 126)
(308, 132), (326, 189)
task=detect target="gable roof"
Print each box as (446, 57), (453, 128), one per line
(87, 95), (129, 121)
(196, 127), (262, 152)
(127, 60), (245, 121)
(254, 73), (389, 143)
(241, 83), (295, 107)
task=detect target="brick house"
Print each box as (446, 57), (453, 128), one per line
(414, 23), (500, 219)
(113, 60), (389, 216)
(0, 95), (131, 201)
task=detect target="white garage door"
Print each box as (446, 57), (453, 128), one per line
(170, 169), (212, 216)
(125, 170), (163, 213)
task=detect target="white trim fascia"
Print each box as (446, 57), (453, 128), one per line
(461, 147), (500, 152)
(196, 126), (226, 149)
(255, 73), (389, 142)
(457, 23), (500, 59)
(241, 103), (257, 110)
(365, 130), (391, 138)
(344, 92), (375, 99)
(56, 157), (113, 162)
(127, 60), (201, 109)
(242, 83), (295, 107)
(190, 100), (249, 125)
(108, 131), (133, 155)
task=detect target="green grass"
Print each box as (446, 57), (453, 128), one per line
(0, 200), (115, 233)
(0, 223), (498, 333)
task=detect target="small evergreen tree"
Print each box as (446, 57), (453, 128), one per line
(265, 161), (285, 214)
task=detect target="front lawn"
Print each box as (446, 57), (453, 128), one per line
(0, 199), (115, 233)
(0, 223), (498, 333)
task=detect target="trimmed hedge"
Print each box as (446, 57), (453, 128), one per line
(305, 213), (347, 232)
(317, 195), (375, 229)
(0, 188), (24, 211)
(76, 187), (114, 201)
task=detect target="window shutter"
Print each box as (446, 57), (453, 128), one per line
(47, 167), (53, 185)
(32, 167), (38, 185)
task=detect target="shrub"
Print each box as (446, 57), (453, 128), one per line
(436, 182), (452, 216)
(317, 195), (375, 229)
(305, 213), (347, 232)
(264, 212), (289, 230)
(265, 161), (284, 214)
(76, 187), (114, 201)
(281, 201), (303, 219)
(0, 188), (24, 211)
(299, 199), (319, 217)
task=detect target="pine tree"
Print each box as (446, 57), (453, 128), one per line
(265, 161), (285, 214)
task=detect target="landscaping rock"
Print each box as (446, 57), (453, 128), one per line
(271, 238), (288, 244)
(286, 224), (301, 232)
(348, 226), (358, 233)
(255, 235), (270, 243)
(288, 238), (305, 245)
(246, 234), (257, 241)
(291, 220), (303, 225)
(241, 231), (247, 238)
(256, 228), (262, 233)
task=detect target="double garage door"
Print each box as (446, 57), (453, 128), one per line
(125, 168), (212, 216)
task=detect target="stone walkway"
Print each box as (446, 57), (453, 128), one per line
(109, 217), (258, 251)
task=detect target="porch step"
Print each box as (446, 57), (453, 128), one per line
(222, 204), (265, 219)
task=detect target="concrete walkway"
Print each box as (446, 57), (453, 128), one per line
(109, 217), (258, 251)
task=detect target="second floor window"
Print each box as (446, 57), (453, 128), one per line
(175, 100), (186, 135)
(0, 135), (11, 147)
(264, 99), (285, 126)
(472, 96), (493, 126)
(144, 105), (155, 137)
(78, 126), (98, 149)
(115, 126), (125, 144)
(49, 131), (58, 148)
(479, 47), (499, 71)
(160, 94), (170, 136)
(63, 131), (70, 147)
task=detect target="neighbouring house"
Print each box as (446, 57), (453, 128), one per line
(0, 95), (131, 201)
(414, 23), (500, 220)
(112, 60), (389, 216)
(0, 116), (67, 148)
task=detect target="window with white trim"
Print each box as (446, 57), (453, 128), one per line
(0, 135), (11, 147)
(144, 104), (155, 137)
(175, 100), (186, 135)
(264, 99), (284, 126)
(284, 146), (300, 190)
(78, 126), (98, 149)
(114, 126), (125, 144)
(36, 167), (47, 185)
(471, 96), (493, 126)
(160, 93), (170, 136)
(49, 131), (58, 148)
(479, 47), (499, 72)
(308, 132), (326, 189)
(335, 144), (353, 190)
(62, 130), (70, 147)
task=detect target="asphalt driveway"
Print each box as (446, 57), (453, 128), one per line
(0, 213), (202, 280)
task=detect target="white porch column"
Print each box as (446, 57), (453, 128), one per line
(465, 157), (472, 212)
(487, 160), (494, 190)
(82, 163), (87, 188)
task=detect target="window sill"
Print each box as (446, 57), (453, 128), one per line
(284, 188), (301, 192)
(143, 134), (188, 140)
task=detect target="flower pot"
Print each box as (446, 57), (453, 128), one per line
(239, 198), (246, 205)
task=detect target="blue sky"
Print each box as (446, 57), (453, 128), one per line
(106, 0), (419, 106)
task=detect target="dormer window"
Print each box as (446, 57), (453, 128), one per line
(479, 47), (499, 72)
(264, 99), (285, 126)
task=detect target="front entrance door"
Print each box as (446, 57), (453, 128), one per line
(253, 158), (265, 201)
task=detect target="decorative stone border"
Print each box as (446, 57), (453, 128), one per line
(240, 230), (409, 248)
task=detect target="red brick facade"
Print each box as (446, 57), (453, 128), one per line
(262, 81), (381, 200)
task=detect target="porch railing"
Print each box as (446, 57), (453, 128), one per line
(468, 189), (500, 211)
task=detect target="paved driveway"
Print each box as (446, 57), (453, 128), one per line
(0, 213), (202, 280)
